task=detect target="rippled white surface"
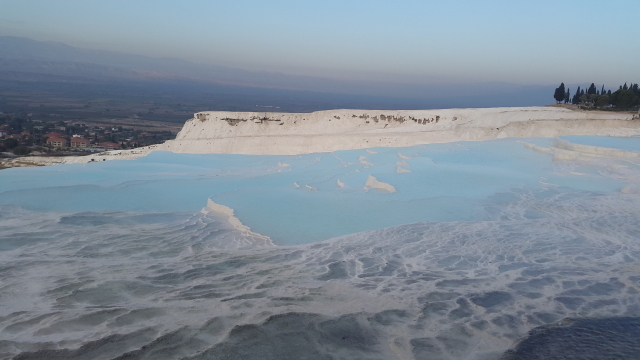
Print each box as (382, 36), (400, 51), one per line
(561, 135), (640, 152)
(1, 137), (639, 360)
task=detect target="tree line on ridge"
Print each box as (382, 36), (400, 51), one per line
(553, 82), (640, 109)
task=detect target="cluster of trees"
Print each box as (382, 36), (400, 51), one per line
(554, 82), (640, 109)
(1, 138), (31, 155)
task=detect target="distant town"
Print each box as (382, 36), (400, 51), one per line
(0, 113), (176, 156)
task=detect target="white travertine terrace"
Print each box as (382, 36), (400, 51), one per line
(2, 106), (639, 167)
(160, 106), (640, 155)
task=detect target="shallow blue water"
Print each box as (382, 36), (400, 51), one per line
(0, 137), (632, 245)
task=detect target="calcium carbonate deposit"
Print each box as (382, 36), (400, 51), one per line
(3, 107), (639, 168)
(1, 110), (640, 359)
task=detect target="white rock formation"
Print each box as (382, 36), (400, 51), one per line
(364, 175), (396, 193)
(157, 107), (640, 155)
(203, 199), (273, 245)
(2, 107), (639, 168)
(0, 147), (160, 168)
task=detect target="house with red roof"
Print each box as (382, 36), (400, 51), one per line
(45, 132), (66, 139)
(98, 142), (120, 150)
(47, 137), (69, 148)
(71, 138), (90, 148)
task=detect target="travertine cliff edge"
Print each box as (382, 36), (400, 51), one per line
(2, 107), (639, 168)
(159, 107), (639, 155)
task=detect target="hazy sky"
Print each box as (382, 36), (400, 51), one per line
(1, 0), (639, 86)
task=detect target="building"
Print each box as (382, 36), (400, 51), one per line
(98, 142), (120, 150)
(47, 137), (69, 148)
(45, 132), (65, 139)
(70, 138), (90, 148)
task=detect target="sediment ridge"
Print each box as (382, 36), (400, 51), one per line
(163, 107), (640, 155)
(2, 106), (639, 167)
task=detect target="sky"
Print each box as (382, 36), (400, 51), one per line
(1, 0), (639, 86)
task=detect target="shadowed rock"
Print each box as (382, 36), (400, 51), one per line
(189, 312), (381, 360)
(501, 317), (640, 360)
(469, 291), (512, 308)
(317, 261), (349, 280)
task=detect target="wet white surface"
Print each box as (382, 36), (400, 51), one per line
(1, 137), (639, 359)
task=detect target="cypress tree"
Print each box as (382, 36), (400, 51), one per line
(601, 85), (605, 95)
(623, 83), (628, 90)
(565, 89), (570, 104)
(587, 83), (597, 95)
(553, 83), (566, 104)
(607, 90), (612, 96)
(572, 86), (581, 104)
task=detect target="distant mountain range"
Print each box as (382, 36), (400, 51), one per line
(0, 36), (554, 109)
